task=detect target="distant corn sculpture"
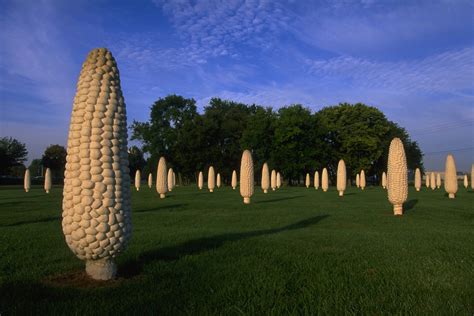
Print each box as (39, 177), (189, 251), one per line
(305, 173), (310, 188)
(167, 168), (174, 192)
(322, 168), (328, 192)
(240, 150), (254, 204)
(277, 172), (281, 188)
(148, 173), (153, 188)
(414, 168), (421, 191)
(471, 164), (474, 190)
(24, 169), (30, 193)
(430, 172), (436, 190)
(156, 157), (168, 198)
(382, 172), (387, 189)
(44, 168), (51, 193)
(271, 170), (277, 191)
(337, 159), (346, 196)
(387, 138), (408, 216)
(314, 171), (319, 190)
(135, 170), (141, 191)
(436, 173), (441, 189)
(463, 175), (468, 189)
(208, 166), (215, 192)
(231, 170), (237, 190)
(360, 170), (366, 190)
(444, 154), (458, 199)
(356, 173), (360, 188)
(261, 163), (270, 193)
(425, 174), (429, 188)
(217, 173), (221, 188)
(198, 171), (203, 190)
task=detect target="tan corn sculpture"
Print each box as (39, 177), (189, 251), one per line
(261, 163), (270, 193)
(436, 173), (441, 189)
(156, 157), (168, 198)
(217, 173), (221, 188)
(231, 170), (237, 190)
(305, 173), (310, 188)
(356, 173), (360, 188)
(44, 168), (51, 193)
(336, 159), (346, 196)
(444, 154), (458, 199)
(471, 164), (474, 190)
(148, 173), (152, 189)
(135, 170), (141, 191)
(62, 48), (132, 280)
(387, 138), (408, 215)
(360, 170), (366, 190)
(425, 174), (429, 188)
(271, 170), (277, 191)
(322, 168), (328, 192)
(208, 166), (215, 192)
(314, 171), (319, 190)
(277, 172), (282, 189)
(382, 172), (387, 189)
(167, 168), (174, 192)
(430, 172), (436, 190)
(240, 150), (254, 204)
(198, 171), (204, 190)
(463, 175), (468, 189)
(24, 169), (30, 193)
(414, 168), (421, 191)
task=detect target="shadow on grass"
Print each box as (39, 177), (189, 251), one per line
(134, 203), (188, 213)
(2, 216), (60, 227)
(405, 199), (418, 212)
(255, 195), (304, 204)
(120, 214), (329, 278)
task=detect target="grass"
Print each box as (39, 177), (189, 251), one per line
(0, 184), (473, 315)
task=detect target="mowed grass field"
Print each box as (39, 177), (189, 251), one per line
(0, 184), (473, 315)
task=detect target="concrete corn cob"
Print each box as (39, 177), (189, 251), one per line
(156, 157), (168, 198)
(382, 172), (387, 189)
(167, 168), (174, 192)
(198, 171), (203, 190)
(414, 168), (421, 191)
(356, 173), (360, 188)
(24, 169), (30, 193)
(261, 163), (269, 193)
(240, 150), (254, 204)
(271, 170), (276, 191)
(135, 170), (141, 191)
(231, 170), (237, 190)
(444, 154), (458, 199)
(208, 166), (215, 192)
(148, 173), (152, 188)
(471, 164), (474, 190)
(430, 172), (436, 190)
(62, 48), (132, 280)
(336, 159), (346, 196)
(305, 173), (310, 188)
(322, 168), (328, 192)
(217, 173), (221, 188)
(387, 138), (408, 215)
(360, 170), (366, 190)
(463, 174), (468, 189)
(425, 174), (429, 188)
(314, 171), (319, 190)
(436, 173), (441, 189)
(44, 168), (51, 193)
(277, 172), (281, 188)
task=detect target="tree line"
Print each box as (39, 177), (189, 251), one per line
(131, 95), (424, 185)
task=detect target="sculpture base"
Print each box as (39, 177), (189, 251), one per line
(243, 197), (250, 204)
(86, 259), (116, 280)
(338, 191), (343, 197)
(449, 193), (455, 199)
(209, 189), (213, 193)
(416, 188), (420, 191)
(393, 204), (403, 216)
(160, 194), (166, 199)
(323, 189), (327, 192)
(232, 187), (236, 190)
(264, 189), (268, 193)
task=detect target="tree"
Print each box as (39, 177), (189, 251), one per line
(42, 145), (67, 178)
(0, 137), (28, 176)
(29, 159), (43, 177)
(128, 146), (146, 178)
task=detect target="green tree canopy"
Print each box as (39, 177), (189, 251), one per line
(0, 137), (28, 176)
(42, 144), (66, 178)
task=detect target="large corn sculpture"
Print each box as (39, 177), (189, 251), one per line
(463, 175), (468, 189)
(198, 171), (203, 190)
(387, 138), (408, 215)
(322, 168), (328, 192)
(156, 157), (167, 198)
(356, 174), (360, 188)
(231, 170), (237, 190)
(277, 172), (281, 188)
(261, 163), (269, 193)
(314, 171), (319, 190)
(135, 170), (141, 191)
(471, 164), (474, 190)
(382, 172), (387, 189)
(430, 172), (436, 190)
(240, 150), (254, 204)
(271, 170), (277, 191)
(360, 170), (366, 190)
(44, 168), (51, 193)
(167, 168), (174, 192)
(208, 166), (215, 192)
(425, 174), (429, 188)
(414, 168), (421, 191)
(24, 169), (30, 193)
(217, 173), (221, 188)
(444, 154), (458, 199)
(62, 48), (132, 280)
(337, 160), (346, 196)
(305, 173), (310, 188)
(436, 173), (441, 189)
(148, 173), (152, 188)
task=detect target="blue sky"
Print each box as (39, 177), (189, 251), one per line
(1, 0), (473, 171)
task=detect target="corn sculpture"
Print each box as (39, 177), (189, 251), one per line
(156, 157), (167, 198)
(24, 169), (30, 193)
(471, 164), (474, 190)
(430, 172), (436, 190)
(277, 172), (281, 188)
(271, 170), (277, 191)
(387, 138), (408, 215)
(167, 168), (174, 192)
(444, 154), (458, 199)
(62, 48), (132, 280)
(208, 166), (215, 192)
(436, 173), (441, 189)
(135, 170), (141, 191)
(217, 173), (221, 188)
(198, 171), (203, 190)
(322, 168), (328, 192)
(148, 173), (152, 189)
(305, 173), (310, 188)
(360, 170), (366, 190)
(45, 168), (52, 193)
(231, 170), (237, 190)
(314, 171), (319, 190)
(240, 150), (254, 204)
(261, 163), (270, 193)
(336, 159), (346, 197)
(414, 168), (421, 191)
(382, 171), (387, 189)
(425, 174), (429, 188)
(356, 173), (360, 188)
(463, 175), (468, 189)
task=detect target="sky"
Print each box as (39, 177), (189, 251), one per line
(0, 0), (473, 171)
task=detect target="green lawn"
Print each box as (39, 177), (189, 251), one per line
(0, 184), (473, 315)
